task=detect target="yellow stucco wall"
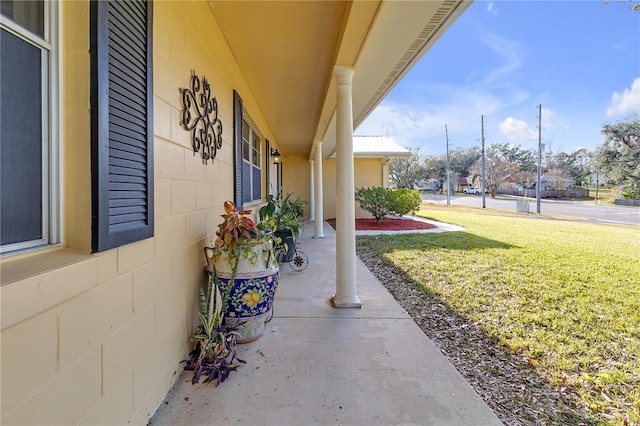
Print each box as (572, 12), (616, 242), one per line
(281, 153), (312, 218)
(0, 2), (279, 424)
(322, 157), (386, 219)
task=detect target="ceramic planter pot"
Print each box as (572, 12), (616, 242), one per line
(205, 239), (279, 343)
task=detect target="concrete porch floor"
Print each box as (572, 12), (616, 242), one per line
(149, 222), (502, 426)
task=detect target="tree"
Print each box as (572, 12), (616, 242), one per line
(484, 143), (536, 189)
(449, 147), (480, 177)
(389, 148), (425, 189)
(486, 143), (536, 173)
(468, 156), (515, 197)
(594, 119), (640, 199)
(567, 148), (593, 186)
(606, 1), (640, 13)
(422, 155), (447, 189)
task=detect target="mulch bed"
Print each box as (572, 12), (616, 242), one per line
(326, 217), (436, 231)
(355, 241), (595, 426)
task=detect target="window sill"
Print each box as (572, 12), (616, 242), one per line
(1, 247), (94, 287)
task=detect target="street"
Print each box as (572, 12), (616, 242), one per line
(421, 193), (640, 226)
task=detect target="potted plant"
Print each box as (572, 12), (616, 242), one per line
(182, 272), (245, 385)
(259, 193), (307, 262)
(203, 201), (279, 343)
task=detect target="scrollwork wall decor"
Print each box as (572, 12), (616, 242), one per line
(179, 71), (223, 164)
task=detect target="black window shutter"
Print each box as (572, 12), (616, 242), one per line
(265, 139), (270, 197)
(233, 90), (244, 209)
(91, 0), (154, 252)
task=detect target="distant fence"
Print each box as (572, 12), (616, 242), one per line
(614, 199), (640, 207)
(499, 188), (589, 199)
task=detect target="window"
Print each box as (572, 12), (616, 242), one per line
(90, 0), (153, 252)
(232, 90), (263, 208)
(0, 0), (60, 255)
(242, 119), (262, 204)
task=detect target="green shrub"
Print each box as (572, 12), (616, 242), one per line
(355, 187), (422, 222)
(387, 188), (421, 216)
(354, 187), (390, 222)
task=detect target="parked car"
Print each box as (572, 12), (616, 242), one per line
(463, 186), (488, 195)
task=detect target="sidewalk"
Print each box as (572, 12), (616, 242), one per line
(149, 221), (502, 426)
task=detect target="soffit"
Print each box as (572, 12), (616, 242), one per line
(320, 0), (471, 159)
(209, 1), (348, 155)
(209, 1), (470, 158)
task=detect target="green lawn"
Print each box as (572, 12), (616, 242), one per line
(572, 188), (616, 204)
(358, 204), (639, 425)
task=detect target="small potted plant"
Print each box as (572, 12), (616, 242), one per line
(259, 193), (307, 262)
(204, 201), (279, 343)
(182, 272), (245, 385)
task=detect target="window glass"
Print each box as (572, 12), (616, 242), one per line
(242, 120), (249, 142)
(252, 134), (260, 166)
(242, 162), (251, 204)
(0, 0), (55, 255)
(1, 0), (44, 38)
(240, 119), (263, 203)
(242, 120), (250, 162)
(0, 28), (43, 245)
(252, 164), (261, 201)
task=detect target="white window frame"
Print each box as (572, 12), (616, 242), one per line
(242, 117), (262, 204)
(0, 1), (61, 256)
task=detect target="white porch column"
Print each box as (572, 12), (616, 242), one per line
(331, 66), (361, 308)
(309, 159), (315, 222)
(313, 141), (324, 239)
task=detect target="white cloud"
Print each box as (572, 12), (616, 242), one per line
(477, 33), (523, 86)
(356, 78), (533, 154)
(541, 107), (555, 128)
(498, 117), (537, 141)
(611, 43), (625, 52)
(606, 77), (640, 118)
(486, 2), (498, 15)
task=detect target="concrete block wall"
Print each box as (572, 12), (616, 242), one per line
(0, 2), (276, 424)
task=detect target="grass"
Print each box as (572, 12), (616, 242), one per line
(572, 188), (616, 204)
(358, 203), (639, 425)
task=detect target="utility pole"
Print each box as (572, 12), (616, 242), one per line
(536, 105), (542, 213)
(445, 124), (450, 206)
(481, 115), (486, 209)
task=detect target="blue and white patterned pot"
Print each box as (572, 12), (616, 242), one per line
(212, 239), (279, 343)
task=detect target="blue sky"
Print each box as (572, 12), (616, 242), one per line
(356, 0), (640, 157)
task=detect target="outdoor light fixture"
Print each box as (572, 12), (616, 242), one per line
(271, 148), (282, 164)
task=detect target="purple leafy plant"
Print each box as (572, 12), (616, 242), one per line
(182, 268), (245, 386)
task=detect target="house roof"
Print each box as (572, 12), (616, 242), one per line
(209, 1), (470, 159)
(352, 136), (411, 158)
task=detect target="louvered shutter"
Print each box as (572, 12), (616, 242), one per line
(265, 139), (270, 196)
(91, 0), (153, 252)
(233, 90), (244, 209)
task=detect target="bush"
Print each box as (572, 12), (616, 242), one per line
(354, 187), (390, 222)
(387, 188), (421, 216)
(354, 187), (422, 222)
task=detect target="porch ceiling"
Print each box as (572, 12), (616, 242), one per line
(209, 0), (470, 158)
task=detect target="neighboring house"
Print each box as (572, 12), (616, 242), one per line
(0, 1), (469, 424)
(457, 177), (470, 192)
(585, 172), (608, 187)
(324, 136), (411, 218)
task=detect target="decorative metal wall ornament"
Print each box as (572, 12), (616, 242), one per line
(179, 71), (223, 164)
